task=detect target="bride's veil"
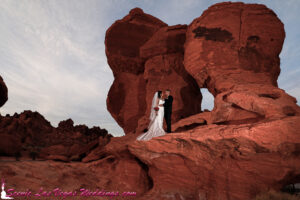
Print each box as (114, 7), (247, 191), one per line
(149, 91), (158, 123)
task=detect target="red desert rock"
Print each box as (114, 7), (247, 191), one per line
(1, 2), (300, 200)
(105, 8), (167, 134)
(184, 2), (300, 125)
(136, 24), (202, 133)
(0, 75), (8, 107)
(106, 10), (202, 134)
(0, 111), (112, 161)
(129, 116), (300, 200)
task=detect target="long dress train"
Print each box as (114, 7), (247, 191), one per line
(136, 99), (166, 141)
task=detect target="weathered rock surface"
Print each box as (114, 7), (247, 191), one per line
(106, 10), (202, 134)
(2, 116), (298, 200)
(105, 8), (167, 134)
(0, 110), (112, 161)
(105, 7), (167, 76)
(184, 2), (300, 126)
(1, 2), (300, 200)
(0, 75), (8, 107)
(129, 116), (300, 200)
(103, 2), (300, 200)
(136, 25), (202, 133)
(184, 2), (284, 92)
(0, 158), (143, 200)
(172, 111), (210, 132)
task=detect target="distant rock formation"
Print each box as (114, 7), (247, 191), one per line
(0, 75), (112, 162)
(0, 110), (112, 161)
(0, 75), (8, 107)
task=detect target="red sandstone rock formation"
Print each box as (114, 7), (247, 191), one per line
(105, 7), (167, 76)
(136, 25), (202, 133)
(105, 7), (167, 134)
(2, 115), (299, 200)
(0, 110), (112, 161)
(0, 75), (8, 107)
(106, 9), (202, 134)
(101, 2), (299, 199)
(185, 2), (284, 92)
(128, 116), (300, 200)
(1, 2), (300, 200)
(184, 2), (300, 126)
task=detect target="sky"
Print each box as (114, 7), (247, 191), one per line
(0, 0), (299, 137)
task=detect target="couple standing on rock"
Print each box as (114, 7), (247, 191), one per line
(137, 89), (173, 141)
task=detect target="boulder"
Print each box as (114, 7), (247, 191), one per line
(0, 75), (8, 108)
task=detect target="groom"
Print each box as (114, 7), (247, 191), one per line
(163, 89), (173, 133)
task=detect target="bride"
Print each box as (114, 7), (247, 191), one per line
(136, 91), (166, 141)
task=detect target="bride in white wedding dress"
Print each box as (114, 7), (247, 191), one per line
(136, 91), (166, 141)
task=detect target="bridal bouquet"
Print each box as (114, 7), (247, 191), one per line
(154, 107), (159, 111)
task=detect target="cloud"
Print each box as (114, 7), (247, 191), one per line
(0, 0), (124, 136)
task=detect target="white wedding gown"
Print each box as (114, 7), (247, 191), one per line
(137, 99), (166, 141)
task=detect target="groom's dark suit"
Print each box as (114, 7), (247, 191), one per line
(163, 95), (173, 133)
